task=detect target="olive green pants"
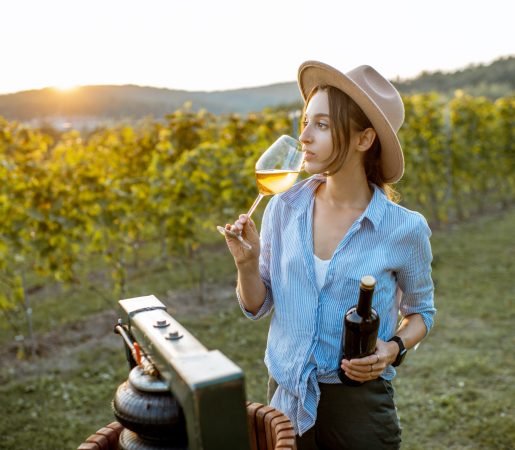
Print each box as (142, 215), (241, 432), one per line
(267, 377), (402, 450)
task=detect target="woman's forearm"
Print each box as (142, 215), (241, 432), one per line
(236, 260), (267, 315)
(384, 313), (428, 362)
(395, 313), (427, 349)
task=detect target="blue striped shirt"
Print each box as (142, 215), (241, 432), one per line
(237, 174), (435, 435)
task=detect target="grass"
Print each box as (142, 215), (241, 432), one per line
(0, 242), (235, 343)
(1, 209), (514, 449)
(394, 209), (515, 449)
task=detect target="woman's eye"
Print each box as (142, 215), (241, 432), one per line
(302, 120), (328, 129)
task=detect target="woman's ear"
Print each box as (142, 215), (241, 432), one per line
(356, 128), (377, 152)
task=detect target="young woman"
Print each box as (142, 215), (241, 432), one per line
(223, 61), (435, 449)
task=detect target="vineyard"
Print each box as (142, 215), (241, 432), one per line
(0, 92), (514, 350)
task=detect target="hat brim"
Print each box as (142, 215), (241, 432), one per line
(298, 61), (404, 183)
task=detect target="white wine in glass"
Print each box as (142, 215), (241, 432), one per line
(217, 135), (304, 249)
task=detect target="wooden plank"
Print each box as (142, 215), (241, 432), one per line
(255, 405), (275, 450)
(246, 402), (265, 450)
(275, 425), (296, 449)
(275, 436), (296, 450)
(263, 409), (283, 450)
(269, 415), (291, 449)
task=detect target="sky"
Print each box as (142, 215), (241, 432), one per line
(1, 0), (514, 95)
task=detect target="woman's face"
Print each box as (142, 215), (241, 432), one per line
(299, 90), (334, 175)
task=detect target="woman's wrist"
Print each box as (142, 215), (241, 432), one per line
(385, 341), (400, 365)
(235, 257), (259, 272)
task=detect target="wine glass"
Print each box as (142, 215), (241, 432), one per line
(217, 135), (304, 250)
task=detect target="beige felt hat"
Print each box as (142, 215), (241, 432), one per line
(298, 61), (405, 183)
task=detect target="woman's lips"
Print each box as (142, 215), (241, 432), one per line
(304, 151), (315, 161)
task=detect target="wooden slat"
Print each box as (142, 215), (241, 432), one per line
(275, 434), (296, 449)
(269, 415), (291, 449)
(105, 422), (123, 435)
(95, 427), (119, 449)
(255, 405), (275, 450)
(264, 409), (283, 450)
(275, 423), (296, 450)
(276, 441), (296, 450)
(246, 402), (266, 450)
(77, 444), (99, 450)
(275, 421), (294, 434)
(246, 402), (296, 450)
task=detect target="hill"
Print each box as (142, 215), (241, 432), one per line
(392, 55), (514, 98)
(0, 82), (301, 121)
(0, 55), (512, 127)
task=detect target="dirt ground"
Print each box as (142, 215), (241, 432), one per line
(1, 283), (238, 381)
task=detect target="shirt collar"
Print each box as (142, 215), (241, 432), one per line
(280, 175), (387, 230)
(360, 183), (387, 230)
(280, 174), (324, 212)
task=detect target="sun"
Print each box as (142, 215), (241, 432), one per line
(53, 83), (79, 92)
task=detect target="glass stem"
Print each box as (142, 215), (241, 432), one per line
(245, 194), (264, 219)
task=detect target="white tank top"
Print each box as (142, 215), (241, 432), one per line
(314, 254), (331, 292)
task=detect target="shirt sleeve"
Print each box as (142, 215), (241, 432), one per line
(396, 215), (436, 335)
(237, 197), (275, 320)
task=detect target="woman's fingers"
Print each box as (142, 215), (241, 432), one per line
(223, 224), (240, 239)
(340, 352), (385, 381)
(341, 359), (381, 381)
(226, 214), (249, 235)
(233, 215), (257, 240)
(350, 353), (383, 369)
(243, 217), (257, 233)
(222, 214), (260, 262)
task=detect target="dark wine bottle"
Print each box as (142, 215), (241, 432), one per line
(338, 275), (380, 386)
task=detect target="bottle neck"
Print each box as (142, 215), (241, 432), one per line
(356, 288), (374, 317)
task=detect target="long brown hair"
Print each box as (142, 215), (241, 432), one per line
(302, 85), (399, 202)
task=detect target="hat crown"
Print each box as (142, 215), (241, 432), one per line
(297, 60), (405, 182)
(346, 65), (404, 132)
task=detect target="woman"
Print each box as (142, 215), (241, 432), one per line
(223, 61), (435, 449)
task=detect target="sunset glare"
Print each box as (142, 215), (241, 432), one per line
(1, 0), (514, 95)
(53, 84), (79, 92)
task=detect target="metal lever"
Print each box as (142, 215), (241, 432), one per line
(114, 320), (157, 376)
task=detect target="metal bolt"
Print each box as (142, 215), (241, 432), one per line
(165, 330), (183, 340)
(153, 319), (170, 328)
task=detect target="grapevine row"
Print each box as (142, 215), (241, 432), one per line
(0, 93), (513, 340)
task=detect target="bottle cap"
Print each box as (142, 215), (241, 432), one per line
(360, 275), (376, 290)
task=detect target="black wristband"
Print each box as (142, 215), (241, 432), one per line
(388, 336), (407, 367)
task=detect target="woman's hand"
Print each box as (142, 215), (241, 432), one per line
(223, 214), (260, 266)
(340, 338), (399, 382)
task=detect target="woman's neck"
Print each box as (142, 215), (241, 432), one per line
(319, 162), (372, 210)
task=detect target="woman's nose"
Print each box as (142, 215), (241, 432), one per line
(299, 126), (311, 144)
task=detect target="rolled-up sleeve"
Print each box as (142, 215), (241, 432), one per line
(237, 198), (275, 320)
(396, 216), (436, 335)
